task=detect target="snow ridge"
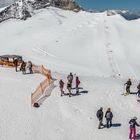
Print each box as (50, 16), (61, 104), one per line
(0, 0), (80, 22)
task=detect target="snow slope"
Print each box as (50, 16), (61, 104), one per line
(0, 7), (140, 140)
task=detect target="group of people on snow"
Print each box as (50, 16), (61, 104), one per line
(96, 78), (140, 139)
(96, 107), (140, 139)
(96, 107), (113, 129)
(123, 78), (140, 139)
(59, 72), (80, 97)
(13, 59), (33, 74)
(124, 78), (140, 97)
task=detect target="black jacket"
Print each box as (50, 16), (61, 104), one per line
(125, 81), (132, 87)
(105, 111), (113, 120)
(96, 109), (103, 120)
(129, 119), (140, 128)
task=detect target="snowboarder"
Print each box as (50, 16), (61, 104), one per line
(96, 107), (104, 129)
(124, 78), (132, 94)
(129, 117), (140, 139)
(67, 72), (73, 84)
(13, 58), (18, 72)
(76, 76), (80, 94)
(67, 80), (72, 97)
(105, 108), (113, 128)
(59, 79), (64, 96)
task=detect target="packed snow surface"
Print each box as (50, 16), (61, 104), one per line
(0, 7), (140, 140)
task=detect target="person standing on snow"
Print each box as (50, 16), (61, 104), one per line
(59, 79), (64, 96)
(129, 117), (140, 139)
(13, 58), (18, 72)
(137, 83), (140, 98)
(124, 78), (132, 94)
(26, 61), (33, 74)
(20, 61), (26, 74)
(96, 107), (104, 129)
(67, 72), (73, 84)
(76, 76), (80, 94)
(105, 108), (113, 128)
(67, 80), (72, 97)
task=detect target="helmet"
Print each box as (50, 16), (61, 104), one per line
(133, 116), (137, 120)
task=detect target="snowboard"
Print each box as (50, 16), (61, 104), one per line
(136, 134), (140, 139)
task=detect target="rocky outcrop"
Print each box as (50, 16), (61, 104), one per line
(0, 0), (81, 22)
(106, 10), (117, 16)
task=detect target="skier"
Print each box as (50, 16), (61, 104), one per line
(129, 117), (140, 139)
(67, 72), (73, 84)
(76, 76), (80, 94)
(124, 78), (132, 94)
(59, 79), (64, 96)
(96, 107), (104, 129)
(137, 83), (140, 98)
(13, 58), (18, 72)
(67, 80), (72, 97)
(105, 108), (113, 128)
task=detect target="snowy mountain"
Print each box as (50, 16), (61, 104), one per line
(119, 11), (140, 20)
(1, 6), (140, 140)
(0, 0), (17, 8)
(106, 10), (140, 20)
(0, 0), (80, 22)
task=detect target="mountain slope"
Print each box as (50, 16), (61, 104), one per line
(0, 7), (140, 140)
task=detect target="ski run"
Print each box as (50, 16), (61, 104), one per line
(0, 7), (140, 140)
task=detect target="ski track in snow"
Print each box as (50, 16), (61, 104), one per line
(32, 47), (58, 58)
(104, 19), (121, 78)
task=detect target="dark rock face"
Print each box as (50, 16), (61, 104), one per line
(0, 0), (81, 22)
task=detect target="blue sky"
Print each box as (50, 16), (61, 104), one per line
(76, 0), (140, 11)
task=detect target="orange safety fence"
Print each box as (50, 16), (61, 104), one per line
(32, 65), (52, 83)
(31, 79), (54, 105)
(0, 61), (54, 105)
